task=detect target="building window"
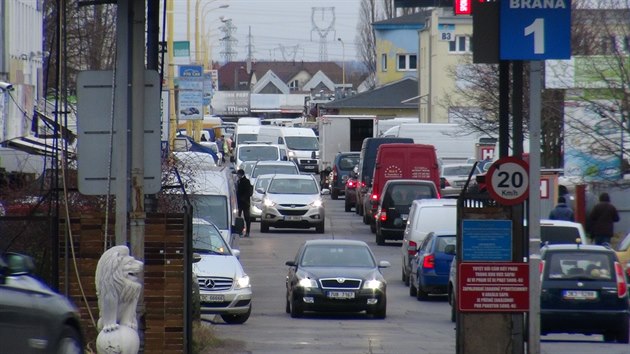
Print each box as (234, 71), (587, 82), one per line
(289, 79), (299, 91)
(397, 54), (417, 71)
(449, 36), (471, 53)
(382, 54), (387, 71)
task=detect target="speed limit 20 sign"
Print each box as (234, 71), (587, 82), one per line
(486, 157), (529, 205)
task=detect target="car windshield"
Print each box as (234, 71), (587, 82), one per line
(436, 236), (456, 252)
(540, 226), (581, 245)
(443, 165), (476, 176)
(239, 146), (279, 162)
(285, 136), (319, 151)
(191, 195), (228, 229)
(255, 176), (273, 192)
(545, 252), (613, 280)
(338, 155), (360, 171)
(192, 223), (231, 255)
(237, 134), (258, 144)
(268, 178), (318, 194)
(241, 161), (256, 176)
(415, 207), (457, 232)
(300, 245), (375, 267)
(252, 165), (298, 177)
(386, 184), (436, 206)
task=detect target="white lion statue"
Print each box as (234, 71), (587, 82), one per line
(95, 245), (143, 354)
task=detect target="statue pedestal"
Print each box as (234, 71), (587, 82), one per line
(96, 325), (140, 354)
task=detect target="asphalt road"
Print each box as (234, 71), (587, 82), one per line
(208, 195), (630, 354)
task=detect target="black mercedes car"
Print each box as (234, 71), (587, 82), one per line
(285, 239), (389, 318)
(540, 244), (630, 343)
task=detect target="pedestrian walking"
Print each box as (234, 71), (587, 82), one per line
(236, 169), (253, 237)
(548, 196), (574, 221)
(216, 135), (226, 163)
(588, 192), (620, 245)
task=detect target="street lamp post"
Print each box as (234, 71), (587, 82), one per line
(337, 38), (345, 87)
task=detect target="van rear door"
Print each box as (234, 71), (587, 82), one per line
(406, 144), (440, 190)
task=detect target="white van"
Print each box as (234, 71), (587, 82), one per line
(186, 166), (241, 246)
(237, 117), (261, 126)
(234, 142), (286, 171)
(257, 126), (320, 173)
(234, 125), (260, 147)
(401, 198), (457, 285)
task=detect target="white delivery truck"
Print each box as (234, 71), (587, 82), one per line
(257, 126), (320, 173)
(381, 123), (483, 164)
(317, 115), (376, 171)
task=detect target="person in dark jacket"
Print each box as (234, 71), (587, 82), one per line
(588, 192), (620, 245)
(236, 169), (253, 237)
(549, 196), (574, 221)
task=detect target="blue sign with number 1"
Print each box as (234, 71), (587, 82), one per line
(500, 0), (571, 60)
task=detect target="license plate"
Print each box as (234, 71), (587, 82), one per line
(562, 290), (598, 300)
(201, 294), (225, 303)
(326, 291), (355, 299)
(304, 165), (315, 170)
(402, 214), (408, 221)
(284, 216), (302, 221)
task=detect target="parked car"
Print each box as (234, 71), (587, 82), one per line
(401, 198), (457, 286)
(540, 244), (629, 343)
(344, 170), (359, 212)
(374, 179), (439, 245)
(284, 239), (389, 318)
(440, 163), (482, 195)
(409, 231), (456, 300)
(260, 174), (328, 233)
(0, 252), (84, 353)
(540, 219), (586, 246)
(250, 174), (275, 221)
(330, 152), (360, 200)
(192, 218), (252, 324)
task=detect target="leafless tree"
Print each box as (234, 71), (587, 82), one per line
(356, 0), (379, 89)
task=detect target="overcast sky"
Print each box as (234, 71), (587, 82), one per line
(173, 0), (362, 63)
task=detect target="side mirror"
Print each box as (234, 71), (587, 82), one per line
(282, 156), (288, 161)
(232, 249), (241, 259)
(233, 217), (245, 235)
(378, 260), (391, 268)
(444, 244), (456, 255)
(321, 189), (331, 195)
(192, 253), (202, 263)
(285, 260), (297, 267)
(256, 187), (265, 194)
(3, 253), (36, 275)
(440, 177), (446, 189)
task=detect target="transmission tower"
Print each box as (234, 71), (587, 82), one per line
(311, 7), (336, 61)
(220, 18), (238, 62)
(274, 44), (302, 61)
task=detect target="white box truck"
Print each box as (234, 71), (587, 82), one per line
(318, 115), (376, 171)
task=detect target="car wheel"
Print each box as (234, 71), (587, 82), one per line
(376, 230), (385, 246)
(221, 306), (251, 324)
(617, 320), (630, 343)
(285, 291), (291, 314)
(56, 325), (83, 354)
(290, 296), (303, 318)
(372, 297), (387, 319)
(331, 188), (339, 200)
(409, 277), (417, 297)
(260, 221), (269, 233)
(402, 266), (410, 286)
(316, 222), (325, 233)
(604, 332), (617, 343)
(450, 296), (456, 323)
(362, 212), (369, 224)
(345, 201), (351, 212)
(356, 203), (362, 215)
(370, 220), (376, 234)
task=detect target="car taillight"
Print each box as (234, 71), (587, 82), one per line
(423, 254), (435, 269)
(332, 166), (338, 179)
(361, 181), (366, 187)
(371, 193), (379, 200)
(539, 260), (545, 280)
(614, 262), (627, 298)
(379, 209), (387, 221)
(347, 180), (355, 187)
(408, 240), (418, 256)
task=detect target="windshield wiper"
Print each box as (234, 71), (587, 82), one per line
(194, 248), (223, 255)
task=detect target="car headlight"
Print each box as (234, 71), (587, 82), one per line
(363, 279), (384, 290)
(235, 275), (251, 289)
(288, 151), (297, 158)
(263, 198), (276, 207)
(298, 278), (318, 288)
(310, 199), (323, 208)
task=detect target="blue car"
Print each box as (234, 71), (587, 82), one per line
(409, 231), (456, 300)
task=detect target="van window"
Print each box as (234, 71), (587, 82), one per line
(237, 134), (258, 144)
(413, 207), (457, 233)
(540, 225), (582, 245)
(191, 195), (228, 229)
(339, 156), (360, 170)
(238, 146), (279, 162)
(285, 136), (319, 150)
(385, 184), (436, 207)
